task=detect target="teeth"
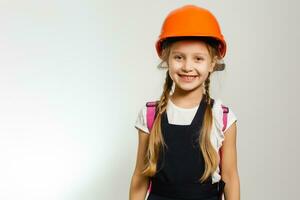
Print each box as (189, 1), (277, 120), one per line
(180, 75), (196, 77)
(181, 75), (196, 81)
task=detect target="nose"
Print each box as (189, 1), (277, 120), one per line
(182, 59), (193, 72)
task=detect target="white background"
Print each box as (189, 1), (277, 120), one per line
(0, 0), (299, 199)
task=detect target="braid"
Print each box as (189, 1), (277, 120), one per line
(204, 72), (212, 106)
(157, 70), (173, 114)
(143, 70), (173, 177)
(198, 71), (219, 182)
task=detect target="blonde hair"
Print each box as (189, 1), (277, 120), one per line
(142, 37), (222, 183)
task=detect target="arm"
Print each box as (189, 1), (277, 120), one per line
(129, 129), (150, 200)
(221, 121), (240, 200)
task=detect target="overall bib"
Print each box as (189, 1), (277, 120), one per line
(147, 98), (225, 200)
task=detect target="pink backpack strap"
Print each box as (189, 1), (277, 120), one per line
(219, 104), (229, 174)
(221, 105), (229, 132)
(145, 101), (158, 193)
(146, 101), (158, 132)
(218, 104), (229, 199)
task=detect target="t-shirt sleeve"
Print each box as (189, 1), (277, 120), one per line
(223, 107), (237, 133)
(134, 105), (150, 134)
(212, 99), (238, 149)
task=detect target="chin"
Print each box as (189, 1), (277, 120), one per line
(176, 84), (202, 92)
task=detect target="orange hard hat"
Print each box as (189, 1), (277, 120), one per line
(155, 5), (227, 58)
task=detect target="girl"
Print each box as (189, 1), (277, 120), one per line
(129, 5), (240, 200)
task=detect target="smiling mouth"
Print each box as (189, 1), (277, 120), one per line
(179, 74), (198, 77)
(178, 74), (198, 81)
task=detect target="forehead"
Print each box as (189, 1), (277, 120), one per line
(170, 40), (209, 55)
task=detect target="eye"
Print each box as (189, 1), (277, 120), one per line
(174, 55), (182, 60)
(196, 57), (204, 61)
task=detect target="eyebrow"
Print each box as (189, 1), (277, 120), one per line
(171, 51), (208, 56)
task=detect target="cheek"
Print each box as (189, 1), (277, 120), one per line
(168, 68), (176, 79)
(196, 63), (211, 73)
(168, 62), (181, 73)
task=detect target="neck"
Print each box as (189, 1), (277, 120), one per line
(170, 85), (205, 109)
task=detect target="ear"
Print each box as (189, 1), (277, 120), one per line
(209, 56), (217, 72)
(158, 61), (168, 68)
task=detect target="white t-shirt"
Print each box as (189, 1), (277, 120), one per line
(134, 98), (237, 183)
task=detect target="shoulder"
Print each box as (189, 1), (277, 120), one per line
(134, 100), (159, 134)
(212, 98), (238, 134)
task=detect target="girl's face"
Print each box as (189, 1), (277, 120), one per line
(167, 40), (215, 93)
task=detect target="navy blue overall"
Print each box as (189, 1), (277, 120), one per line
(147, 97), (225, 200)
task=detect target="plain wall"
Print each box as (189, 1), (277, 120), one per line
(0, 0), (299, 199)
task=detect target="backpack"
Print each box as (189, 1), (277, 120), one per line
(145, 100), (229, 196)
